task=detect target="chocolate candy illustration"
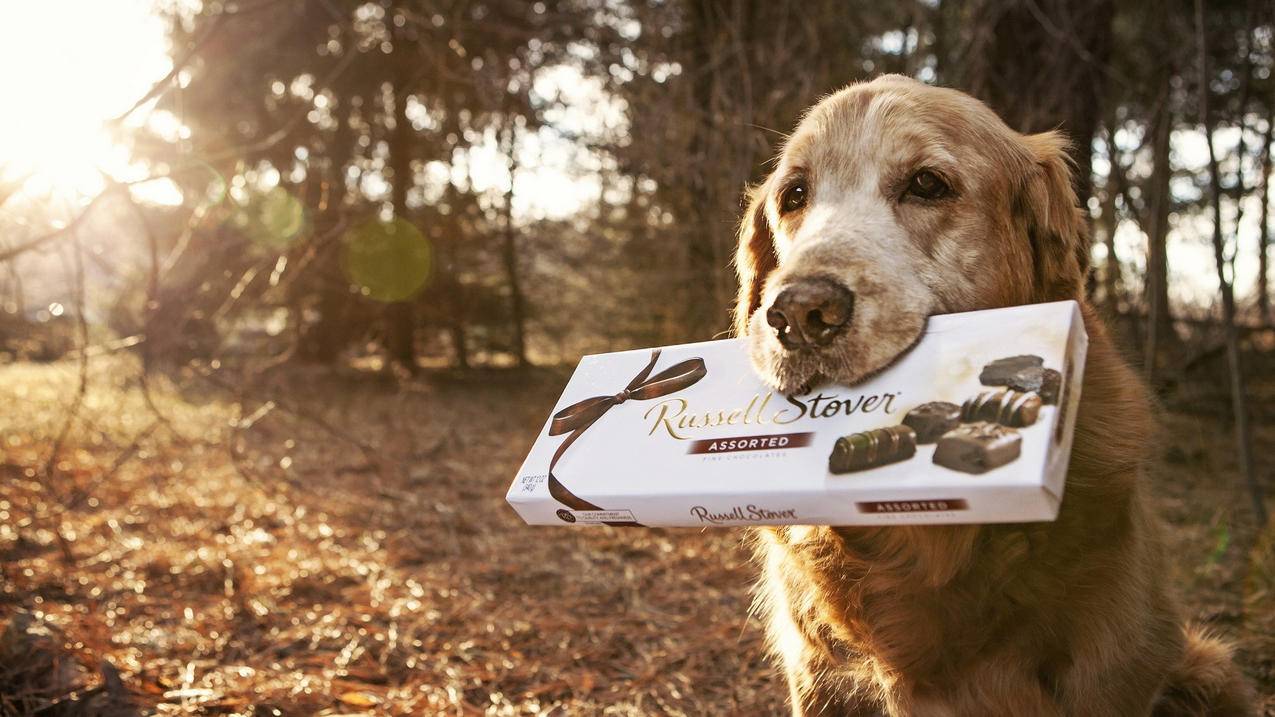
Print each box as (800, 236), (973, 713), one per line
(902, 401), (962, 443)
(961, 388), (1042, 428)
(932, 422), (1022, 474)
(1007, 366), (1061, 404)
(979, 355), (1044, 386)
(829, 425), (917, 474)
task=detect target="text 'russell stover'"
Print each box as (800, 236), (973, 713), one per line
(644, 391), (901, 440)
(689, 504), (800, 524)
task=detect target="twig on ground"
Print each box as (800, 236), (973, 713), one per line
(61, 420), (161, 513)
(195, 366), (382, 466)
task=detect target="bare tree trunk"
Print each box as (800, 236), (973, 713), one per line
(451, 317), (469, 368)
(682, 0), (731, 342)
(300, 95), (356, 363)
(1259, 106), (1273, 322)
(1226, 0), (1257, 280)
(931, 0), (951, 84)
(500, 123), (528, 368)
(1100, 116), (1124, 315)
(1143, 80), (1174, 384)
(385, 75), (418, 374)
(5, 260), (24, 316)
(443, 173), (470, 370)
(1194, 0), (1267, 526)
(961, 0), (1114, 206)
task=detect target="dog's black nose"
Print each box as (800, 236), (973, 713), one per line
(766, 279), (855, 349)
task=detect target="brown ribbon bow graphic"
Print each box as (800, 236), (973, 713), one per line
(547, 349), (707, 526)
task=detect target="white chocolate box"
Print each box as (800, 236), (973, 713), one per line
(507, 301), (1088, 527)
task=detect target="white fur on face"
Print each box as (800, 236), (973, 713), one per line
(745, 93), (952, 393)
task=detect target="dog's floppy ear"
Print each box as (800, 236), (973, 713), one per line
(1016, 131), (1091, 302)
(732, 181), (779, 336)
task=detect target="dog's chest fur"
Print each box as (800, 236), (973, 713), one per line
(755, 522), (1058, 692)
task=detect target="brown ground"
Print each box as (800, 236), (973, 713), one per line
(0, 354), (1272, 716)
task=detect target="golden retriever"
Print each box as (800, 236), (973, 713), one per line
(733, 75), (1256, 716)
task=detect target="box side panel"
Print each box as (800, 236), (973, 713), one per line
(1041, 303), (1089, 503)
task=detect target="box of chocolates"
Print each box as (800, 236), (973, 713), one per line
(506, 301), (1088, 527)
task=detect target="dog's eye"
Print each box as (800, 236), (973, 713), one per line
(905, 170), (950, 200)
(779, 181), (808, 214)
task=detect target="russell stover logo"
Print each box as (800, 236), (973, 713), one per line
(690, 504), (799, 524)
(644, 390), (900, 440)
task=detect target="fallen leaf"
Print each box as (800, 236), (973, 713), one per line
(338, 691), (381, 707)
(162, 688), (216, 700)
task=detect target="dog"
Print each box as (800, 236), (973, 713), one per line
(733, 75), (1256, 716)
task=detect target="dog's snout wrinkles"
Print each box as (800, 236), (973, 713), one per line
(765, 278), (855, 349)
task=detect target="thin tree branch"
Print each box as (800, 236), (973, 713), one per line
(0, 190), (116, 264)
(1193, 0), (1267, 527)
(108, 13), (229, 126)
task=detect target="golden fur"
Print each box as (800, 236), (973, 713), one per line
(733, 76), (1255, 716)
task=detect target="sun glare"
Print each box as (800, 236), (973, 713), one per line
(0, 0), (176, 202)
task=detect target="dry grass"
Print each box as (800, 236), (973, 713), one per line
(0, 354), (1271, 715)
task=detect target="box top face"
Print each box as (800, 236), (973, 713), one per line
(512, 301), (1086, 507)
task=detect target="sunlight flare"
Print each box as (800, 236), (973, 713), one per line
(0, 0), (176, 201)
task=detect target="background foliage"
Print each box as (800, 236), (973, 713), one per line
(1, 0), (1274, 714)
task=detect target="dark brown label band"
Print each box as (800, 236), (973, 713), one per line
(857, 499), (969, 514)
(686, 432), (814, 454)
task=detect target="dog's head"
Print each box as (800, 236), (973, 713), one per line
(734, 75), (1089, 393)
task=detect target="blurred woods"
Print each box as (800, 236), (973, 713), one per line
(0, 0), (1261, 356)
(3, 1), (1275, 712)
(0, 0), (1269, 512)
(0, 0), (1272, 372)
(0, 1), (1272, 501)
(9, 0), (1275, 484)
(4, 1), (1271, 498)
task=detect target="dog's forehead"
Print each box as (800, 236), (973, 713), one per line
(780, 80), (1013, 177)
